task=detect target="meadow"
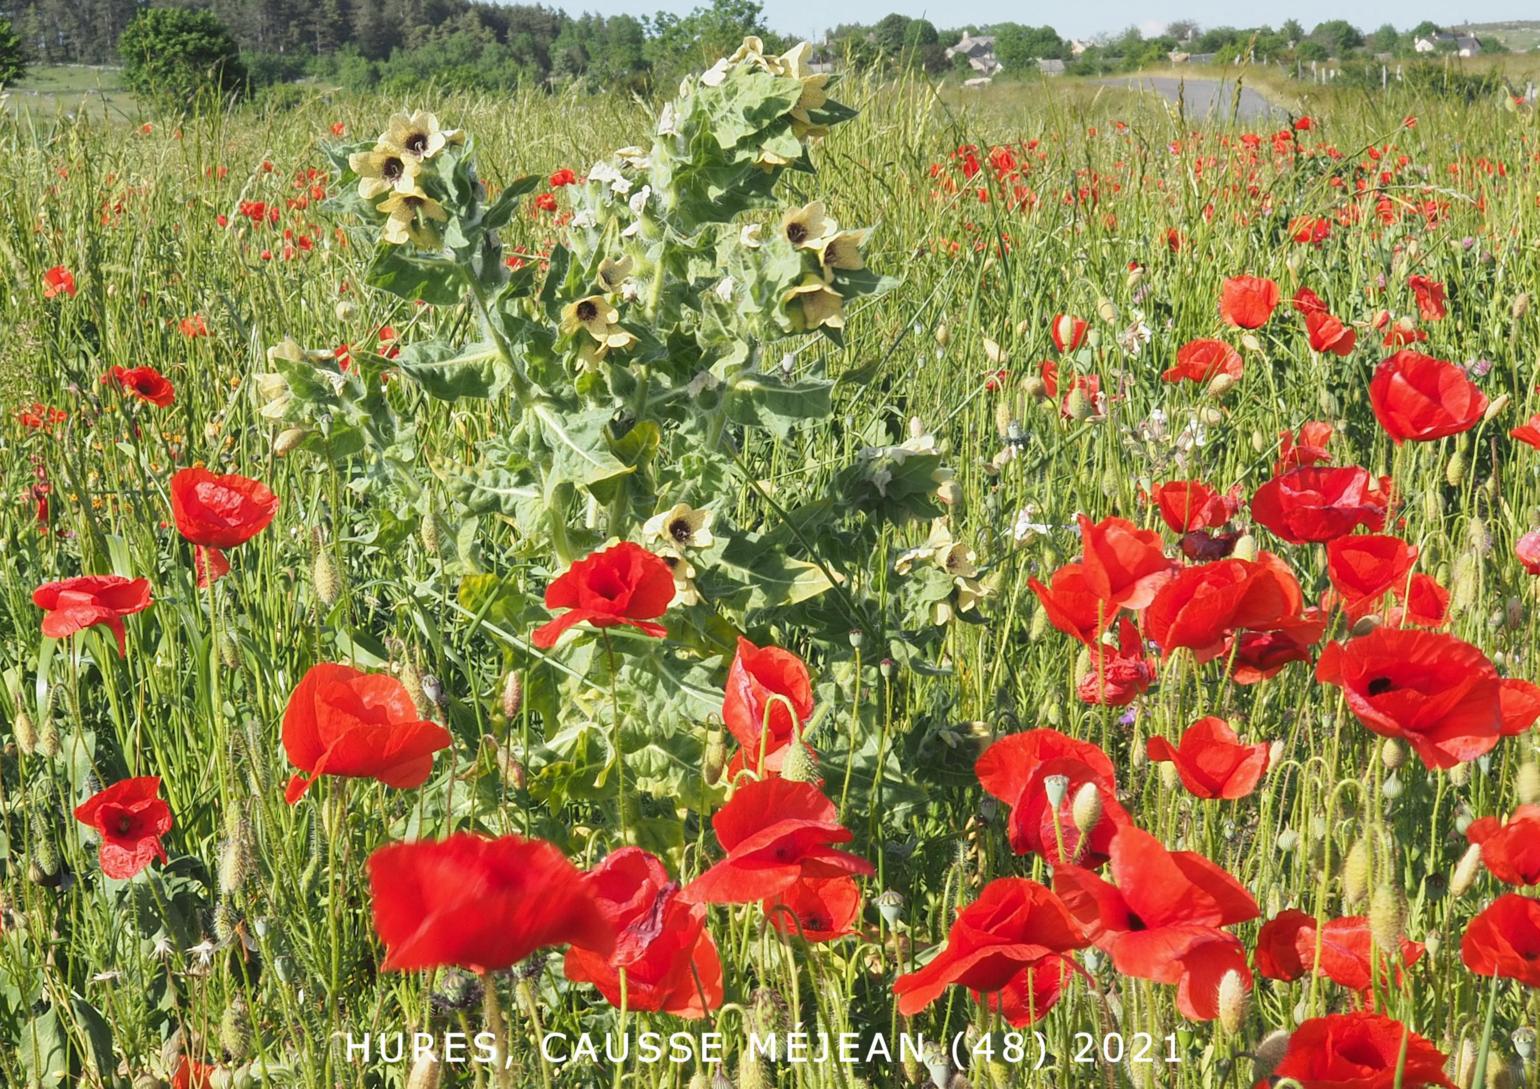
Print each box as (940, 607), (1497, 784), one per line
(3, 46), (1540, 1089)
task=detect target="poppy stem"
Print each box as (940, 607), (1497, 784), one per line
(1470, 972), (1500, 1089)
(481, 971), (515, 1089)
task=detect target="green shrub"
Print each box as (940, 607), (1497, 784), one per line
(117, 8), (247, 108)
(0, 18), (26, 87)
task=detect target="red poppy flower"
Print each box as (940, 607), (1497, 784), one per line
(1315, 628), (1511, 768)
(1289, 216), (1330, 243)
(1149, 480), (1241, 534)
(1076, 514), (1175, 611)
(1407, 274), (1447, 321)
(1326, 534), (1416, 619)
(43, 265), (78, 299)
(564, 847), (723, 1017)
(892, 878), (1087, 1023)
(1466, 807), (1540, 886)
(169, 467), (278, 549)
(1028, 563), (1111, 645)
(109, 365), (175, 407)
(1292, 286), (1328, 315)
(368, 833), (615, 973)
(1272, 1012), (1454, 1088)
(1250, 465), (1390, 544)
(682, 779), (872, 905)
(531, 542), (674, 649)
(1226, 608), (1327, 684)
(765, 875), (864, 943)
(1305, 310), (1356, 356)
(534, 192), (558, 213)
(721, 637), (814, 777)
(1076, 618), (1154, 707)
(1146, 717), (1270, 800)
(1511, 414), (1540, 451)
(33, 574), (152, 657)
(1518, 530), (1540, 574)
(1385, 572), (1449, 629)
(549, 168), (578, 187)
(1369, 350), (1486, 444)
(1275, 420), (1334, 473)
(172, 1058), (219, 1089)
(1218, 274), (1279, 328)
(282, 663), (453, 803)
(73, 776), (172, 879)
(1255, 910), (1423, 996)
(1144, 553), (1303, 660)
(976, 729), (1131, 866)
(1053, 825), (1257, 1020)
(178, 314), (208, 338)
(1163, 339), (1242, 384)
(1462, 894), (1540, 987)
(1499, 678), (1540, 738)
(1050, 313), (1088, 354)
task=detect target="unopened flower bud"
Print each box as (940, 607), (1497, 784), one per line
(1380, 739), (1405, 770)
(1342, 838), (1371, 906)
(500, 671), (523, 720)
(1518, 761), (1540, 805)
(1070, 782), (1103, 835)
(1253, 1030), (1291, 1084)
(780, 738), (820, 783)
(1368, 884), (1403, 952)
(1216, 969), (1248, 1033)
(1451, 842), (1484, 899)
(934, 323), (950, 348)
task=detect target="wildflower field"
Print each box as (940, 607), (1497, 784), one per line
(6, 44), (1540, 1089)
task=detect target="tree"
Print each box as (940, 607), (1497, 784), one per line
(992, 23), (1066, 67)
(1366, 23), (1399, 53)
(117, 8), (248, 107)
(1166, 20), (1199, 42)
(1308, 19), (1363, 57)
(1280, 19), (1303, 44)
(1410, 21), (1441, 41)
(0, 17), (25, 86)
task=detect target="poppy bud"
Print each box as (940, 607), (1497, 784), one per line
(1230, 533), (1257, 562)
(1424, 929), (1441, 959)
(1456, 1040), (1478, 1089)
(1382, 773), (1402, 800)
(1514, 1027), (1537, 1063)
(219, 997), (251, 1060)
(1096, 297), (1117, 323)
(1216, 969), (1248, 1034)
(214, 899), (239, 945)
(1317, 389), (1339, 416)
(1252, 1030), (1291, 1084)
(273, 427), (308, 456)
(1368, 884), (1403, 953)
(1064, 388), (1092, 420)
(1517, 761), (1540, 805)
(219, 817), (252, 896)
(311, 542), (341, 608)
(1070, 782), (1102, 836)
(1506, 596), (1525, 630)
(1342, 838), (1371, 906)
(1276, 828), (1299, 852)
(29, 827), (62, 886)
(406, 1051), (442, 1089)
(702, 729), (727, 786)
(334, 300), (358, 322)
(36, 714), (59, 758)
(1380, 739), (1406, 770)
(1485, 393), (1511, 422)
(399, 657), (430, 718)
(934, 323), (950, 348)
(421, 495), (441, 555)
(500, 671), (523, 719)
(1028, 604), (1049, 641)
(1198, 406), (1225, 427)
(1469, 519), (1492, 555)
(1514, 293), (1531, 320)
(947, 1075), (973, 1089)
(1240, 333), (1262, 353)
(738, 1057), (769, 1089)
(1451, 842), (1483, 898)
(1159, 763), (1180, 791)
(780, 738), (820, 783)
(1450, 762), (1471, 788)
(13, 706), (37, 756)
(1014, 319), (1030, 338)
(1022, 375), (1047, 400)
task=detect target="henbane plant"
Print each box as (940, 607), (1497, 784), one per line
(253, 37), (969, 826)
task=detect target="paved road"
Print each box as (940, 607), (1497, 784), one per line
(1095, 75), (1282, 123)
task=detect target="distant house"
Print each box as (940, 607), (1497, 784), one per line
(1037, 58), (1066, 76)
(1414, 31), (1482, 56)
(946, 33), (1003, 76)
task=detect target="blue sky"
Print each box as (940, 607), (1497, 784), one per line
(575, 0), (1534, 40)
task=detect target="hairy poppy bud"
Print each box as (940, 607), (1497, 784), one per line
(1064, 388), (1092, 421)
(1368, 884), (1403, 953)
(273, 427), (307, 456)
(982, 337), (1005, 365)
(36, 714), (59, 758)
(219, 816), (252, 896)
(1380, 739), (1405, 770)
(1342, 838), (1371, 906)
(1451, 842), (1483, 899)
(780, 738), (819, 783)
(934, 323), (950, 348)
(311, 542), (341, 608)
(1230, 533), (1257, 562)
(1097, 297), (1117, 323)
(406, 1051), (443, 1089)
(13, 706), (37, 756)
(219, 996), (252, 1060)
(702, 728), (727, 786)
(1252, 1030), (1291, 1084)
(334, 300), (358, 322)
(420, 496), (441, 555)
(398, 657), (429, 718)
(1217, 969), (1248, 1034)
(1022, 375), (1047, 400)
(1485, 393), (1511, 422)
(1070, 782), (1102, 836)
(500, 672), (523, 720)
(1450, 762), (1471, 788)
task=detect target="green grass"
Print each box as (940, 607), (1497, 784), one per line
(2, 59), (1540, 1089)
(2, 64), (136, 121)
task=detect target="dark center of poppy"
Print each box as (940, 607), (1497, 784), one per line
(405, 132), (429, 155)
(1125, 912), (1148, 932)
(806, 915), (827, 931)
(1367, 676), (1395, 696)
(669, 518), (693, 543)
(786, 222), (807, 244)
(576, 300), (598, 322)
(116, 815), (134, 835)
(382, 157), (404, 180)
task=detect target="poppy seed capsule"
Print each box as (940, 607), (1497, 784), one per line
(1070, 782), (1102, 835)
(1217, 969), (1248, 1033)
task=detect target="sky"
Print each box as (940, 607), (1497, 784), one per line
(567, 0), (1537, 41)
